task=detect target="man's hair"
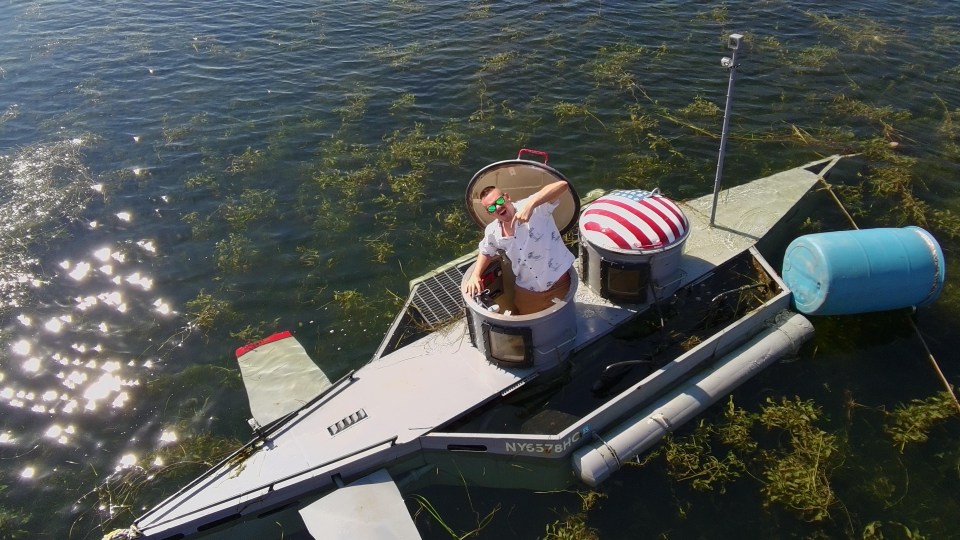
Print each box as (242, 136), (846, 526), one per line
(479, 185), (497, 198)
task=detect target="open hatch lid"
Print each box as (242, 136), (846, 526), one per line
(465, 148), (580, 235)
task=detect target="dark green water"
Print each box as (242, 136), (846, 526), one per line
(0, 1), (957, 538)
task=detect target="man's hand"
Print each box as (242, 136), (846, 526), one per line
(463, 274), (484, 295)
(513, 204), (533, 225)
(514, 180), (567, 226)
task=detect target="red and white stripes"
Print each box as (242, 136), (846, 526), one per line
(580, 190), (688, 251)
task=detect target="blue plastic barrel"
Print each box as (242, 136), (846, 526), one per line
(782, 227), (946, 316)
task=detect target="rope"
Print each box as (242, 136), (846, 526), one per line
(908, 316), (960, 414)
(818, 174), (960, 413)
(817, 176), (859, 230)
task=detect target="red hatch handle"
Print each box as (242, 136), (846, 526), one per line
(517, 148), (548, 164)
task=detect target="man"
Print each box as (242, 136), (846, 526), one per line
(463, 181), (575, 315)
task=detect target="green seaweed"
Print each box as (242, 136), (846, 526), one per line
(541, 491), (605, 540)
(634, 396), (842, 523)
(225, 146), (265, 174)
(215, 232), (257, 272)
(883, 391), (959, 452)
(221, 188), (277, 231)
(0, 503), (31, 539)
(185, 290), (238, 332)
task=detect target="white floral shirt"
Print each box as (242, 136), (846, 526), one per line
(478, 198), (574, 292)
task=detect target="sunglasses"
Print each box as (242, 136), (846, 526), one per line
(486, 195), (506, 213)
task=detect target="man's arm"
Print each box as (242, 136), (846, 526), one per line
(513, 180), (568, 224)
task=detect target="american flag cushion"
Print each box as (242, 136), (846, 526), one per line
(580, 189), (689, 251)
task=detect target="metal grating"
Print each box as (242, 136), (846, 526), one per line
(409, 265), (467, 328)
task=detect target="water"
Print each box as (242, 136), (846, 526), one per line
(1, 1), (958, 538)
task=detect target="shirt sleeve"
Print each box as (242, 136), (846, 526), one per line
(536, 197), (560, 215)
(478, 224), (498, 257)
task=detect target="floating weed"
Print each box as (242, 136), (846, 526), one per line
(200, 149), (224, 172)
(225, 146), (265, 174)
(541, 491), (606, 540)
(410, 493), (498, 540)
(470, 78), (493, 124)
(865, 162), (915, 196)
(659, 424), (746, 493)
(680, 334), (701, 351)
(798, 216), (826, 235)
(266, 122), (289, 157)
(857, 134), (907, 163)
(185, 173), (218, 192)
(931, 25), (960, 48)
(499, 100), (518, 120)
(479, 51), (514, 74)
(334, 87), (369, 123)
(312, 198), (353, 233)
(297, 113), (324, 131)
(221, 188), (277, 231)
(757, 396), (840, 523)
(677, 96), (721, 119)
(388, 0), (425, 13)
(333, 289), (369, 316)
(0, 103), (19, 127)
(363, 234), (395, 264)
(794, 45), (840, 72)
(612, 104), (659, 145)
(758, 35), (783, 53)
(862, 521), (930, 540)
(429, 204), (476, 252)
(698, 4), (730, 24)
(589, 42), (665, 93)
(318, 135), (373, 171)
(883, 391), (959, 452)
(465, 1), (492, 20)
(0, 504), (31, 539)
(497, 24), (526, 43)
(927, 208), (960, 241)
(619, 153), (678, 189)
(590, 43), (645, 90)
(370, 42), (428, 68)
(190, 35), (230, 56)
(182, 210), (216, 240)
(383, 122), (468, 170)
(935, 96), (960, 160)
(809, 12), (901, 54)
(387, 170), (426, 205)
(373, 206), (400, 229)
(831, 95), (910, 137)
(390, 92), (416, 115)
(215, 232), (257, 272)
(410, 470), (500, 540)
(230, 319), (282, 344)
(717, 396), (758, 454)
(633, 396), (842, 523)
(160, 113), (193, 145)
(785, 117), (863, 151)
(185, 290), (238, 332)
(296, 245), (326, 268)
(319, 167), (378, 200)
(554, 102), (607, 130)
(865, 165), (931, 226)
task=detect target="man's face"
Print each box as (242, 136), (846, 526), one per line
(482, 189), (513, 222)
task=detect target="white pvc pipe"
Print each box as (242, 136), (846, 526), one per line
(572, 310), (813, 486)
